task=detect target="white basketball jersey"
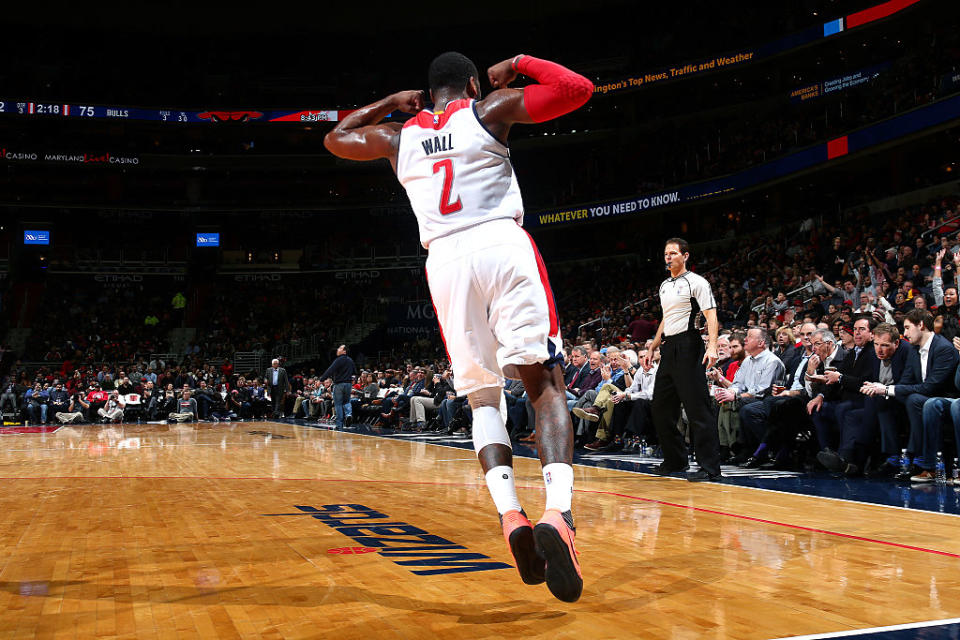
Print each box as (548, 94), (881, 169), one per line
(396, 98), (524, 248)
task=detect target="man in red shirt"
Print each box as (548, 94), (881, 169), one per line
(76, 382), (109, 422)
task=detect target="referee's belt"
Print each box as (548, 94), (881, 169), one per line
(661, 329), (701, 344)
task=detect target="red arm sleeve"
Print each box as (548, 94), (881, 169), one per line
(515, 55), (594, 123)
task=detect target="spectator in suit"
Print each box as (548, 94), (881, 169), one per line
(827, 324), (913, 477)
(910, 342), (960, 483)
(862, 310), (959, 480)
(568, 350), (605, 443)
(813, 316), (879, 475)
(265, 358), (291, 418)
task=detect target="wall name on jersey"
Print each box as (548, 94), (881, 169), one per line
(421, 133), (454, 156)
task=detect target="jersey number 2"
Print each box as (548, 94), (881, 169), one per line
(432, 159), (462, 215)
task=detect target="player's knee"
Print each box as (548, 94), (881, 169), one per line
(471, 404), (512, 453)
(468, 387), (501, 410)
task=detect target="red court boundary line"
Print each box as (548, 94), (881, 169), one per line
(2, 475), (959, 559)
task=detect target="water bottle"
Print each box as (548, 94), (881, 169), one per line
(935, 451), (947, 485)
(952, 458), (959, 487)
(639, 438), (648, 457)
(899, 449), (910, 475)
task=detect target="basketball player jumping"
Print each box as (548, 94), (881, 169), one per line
(324, 52), (592, 602)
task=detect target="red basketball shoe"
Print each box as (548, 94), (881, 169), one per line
(534, 509), (582, 602)
(500, 510), (545, 585)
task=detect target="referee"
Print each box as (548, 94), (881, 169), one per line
(641, 238), (723, 481)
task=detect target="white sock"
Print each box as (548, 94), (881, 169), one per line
(542, 463), (574, 513)
(485, 466), (523, 515)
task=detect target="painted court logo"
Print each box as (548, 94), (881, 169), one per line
(265, 504), (511, 576)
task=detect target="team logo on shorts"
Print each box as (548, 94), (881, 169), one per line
(545, 471), (552, 484)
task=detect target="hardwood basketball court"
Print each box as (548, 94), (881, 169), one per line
(0, 421), (958, 639)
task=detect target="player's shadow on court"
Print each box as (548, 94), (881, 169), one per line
(0, 580), (571, 625)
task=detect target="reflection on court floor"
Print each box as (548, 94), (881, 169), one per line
(0, 421), (958, 639)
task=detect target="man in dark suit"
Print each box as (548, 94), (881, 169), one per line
(265, 358), (291, 418)
(913, 342), (960, 482)
(812, 316), (878, 473)
(917, 358), (960, 481)
(862, 310), (958, 480)
(804, 328), (848, 445)
(824, 324), (912, 476)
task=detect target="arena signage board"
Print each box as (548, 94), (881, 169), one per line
(528, 93), (960, 229)
(592, 0), (920, 97)
(789, 62), (891, 103)
(23, 230), (50, 245)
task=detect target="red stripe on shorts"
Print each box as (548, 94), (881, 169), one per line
(522, 228), (560, 338)
(424, 266), (452, 362)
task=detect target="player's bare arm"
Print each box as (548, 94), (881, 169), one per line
(323, 90), (425, 164)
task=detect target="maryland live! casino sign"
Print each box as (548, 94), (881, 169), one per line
(265, 504), (511, 576)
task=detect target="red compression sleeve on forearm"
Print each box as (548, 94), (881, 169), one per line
(515, 55), (594, 123)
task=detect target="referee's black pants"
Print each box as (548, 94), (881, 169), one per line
(652, 330), (721, 475)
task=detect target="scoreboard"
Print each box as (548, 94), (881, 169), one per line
(0, 100), (361, 124)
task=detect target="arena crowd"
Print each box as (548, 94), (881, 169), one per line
(3, 193), (960, 484)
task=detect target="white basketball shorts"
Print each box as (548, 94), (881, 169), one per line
(425, 218), (563, 396)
